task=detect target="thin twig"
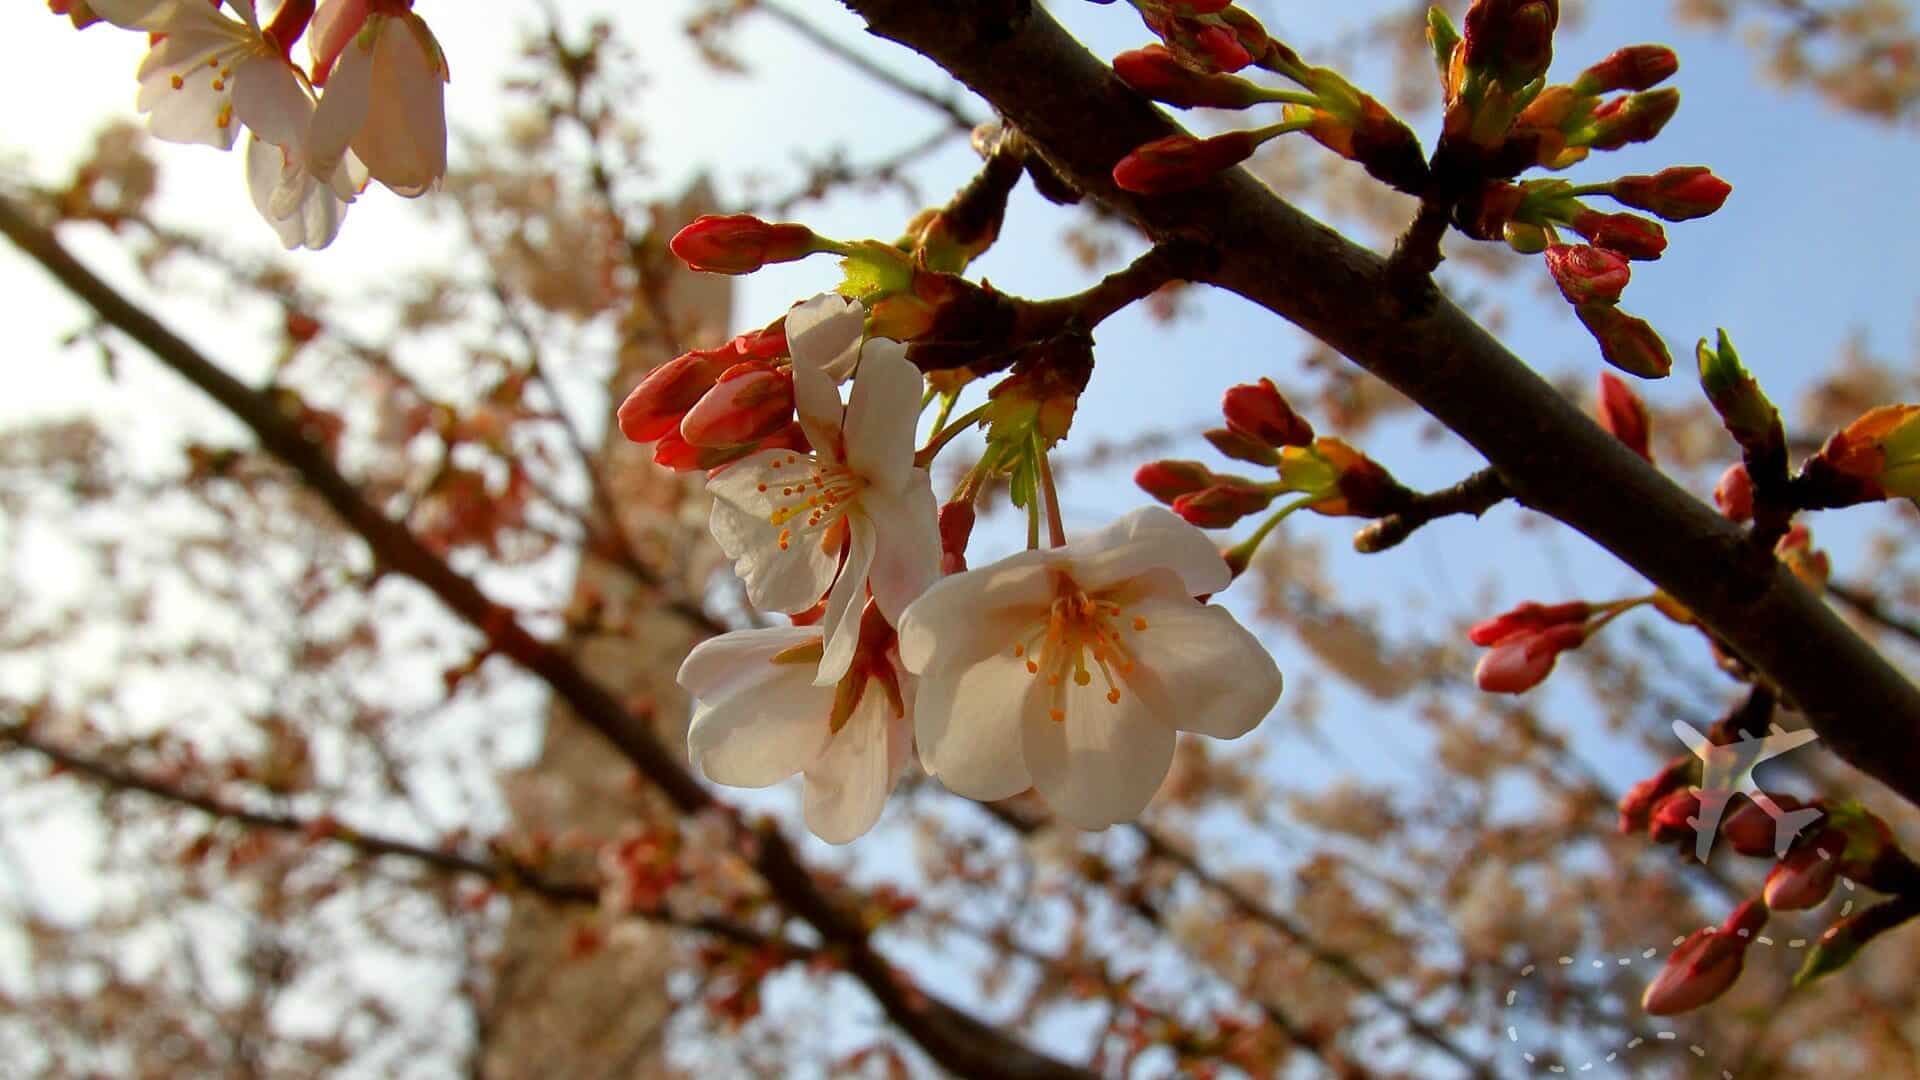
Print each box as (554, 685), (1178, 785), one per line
(1354, 468), (1510, 553)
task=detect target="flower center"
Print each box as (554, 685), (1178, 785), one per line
(757, 454), (865, 554)
(1009, 576), (1150, 723)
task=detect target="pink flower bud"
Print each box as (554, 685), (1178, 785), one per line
(1714, 463), (1754, 522)
(1642, 899), (1766, 1015)
(677, 363), (795, 448)
(1617, 756), (1693, 834)
(1112, 130), (1263, 195)
(1112, 45), (1264, 109)
(1135, 459), (1219, 504)
(1720, 794), (1811, 856)
(1575, 302), (1673, 379)
(1764, 830), (1846, 910)
(1611, 167), (1731, 222)
(1468, 600), (1591, 647)
(1575, 45), (1678, 94)
(1171, 483), (1275, 529)
(1570, 211), (1667, 261)
(1545, 243), (1632, 305)
(669, 214), (821, 275)
(1596, 371), (1653, 462)
(617, 347), (738, 444)
(1204, 427), (1280, 466)
(652, 431), (757, 472)
(1473, 621), (1585, 693)
(1222, 377), (1314, 448)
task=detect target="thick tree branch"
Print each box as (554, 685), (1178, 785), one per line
(0, 196), (1093, 1080)
(838, 0), (1920, 811)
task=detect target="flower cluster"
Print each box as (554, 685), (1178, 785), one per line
(636, 253), (1282, 841)
(61, 0), (448, 248)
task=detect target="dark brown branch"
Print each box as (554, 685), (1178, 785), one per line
(839, 0), (1920, 812)
(1353, 468), (1510, 553)
(0, 196), (1093, 1080)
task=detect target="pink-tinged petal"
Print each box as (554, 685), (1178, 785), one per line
(1120, 584), (1282, 739)
(1070, 506), (1229, 597)
(306, 24), (372, 175)
(815, 515), (878, 686)
(915, 651), (1040, 801)
(860, 476), (940, 625)
(786, 293), (865, 383)
(790, 357), (844, 455)
(352, 14), (446, 196)
(677, 626), (817, 701)
(308, 0), (370, 82)
(706, 493), (837, 616)
(895, 550), (1057, 673)
(232, 56), (312, 151)
(681, 628), (835, 788)
(1024, 680), (1176, 829)
(842, 340), (924, 492)
(136, 32), (244, 149)
(801, 687), (899, 843)
(244, 134), (345, 250)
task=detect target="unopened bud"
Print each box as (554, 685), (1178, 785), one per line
(1647, 789), (1703, 847)
(1112, 45), (1267, 109)
(1596, 371), (1653, 462)
(1136, 459), (1220, 504)
(617, 347), (738, 443)
(1468, 600), (1591, 647)
(1763, 829), (1846, 910)
(1617, 756), (1693, 834)
(652, 431), (759, 472)
(1205, 427), (1280, 467)
(1112, 129), (1263, 195)
(1575, 302), (1672, 379)
(1642, 899), (1766, 1015)
(1462, 0), (1559, 89)
(1809, 403), (1920, 504)
(1570, 210), (1667, 261)
(1574, 45), (1678, 94)
(677, 363), (795, 448)
(670, 214), (823, 275)
(1720, 794), (1813, 857)
(938, 500), (976, 574)
(1172, 483), (1276, 528)
(1474, 621), (1585, 693)
(1714, 463), (1754, 522)
(1503, 220), (1549, 254)
(1222, 377), (1313, 448)
(1611, 166), (1730, 222)
(1585, 88), (1680, 151)
(1545, 243), (1632, 305)
(1796, 893), (1917, 987)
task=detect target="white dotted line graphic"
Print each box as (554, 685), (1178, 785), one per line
(1501, 876), (1856, 1076)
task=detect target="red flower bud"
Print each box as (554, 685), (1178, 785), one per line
(670, 214), (821, 275)
(1575, 45), (1678, 94)
(1720, 794), (1813, 857)
(1545, 243), (1631, 306)
(1596, 371), (1653, 462)
(1171, 483), (1275, 528)
(1193, 24), (1253, 72)
(731, 322), (789, 360)
(1611, 167), (1731, 222)
(677, 363), (795, 448)
(1764, 829), (1846, 910)
(1462, 0), (1559, 87)
(1642, 899), (1765, 1016)
(1647, 789), (1703, 847)
(1112, 45), (1265, 109)
(1473, 621), (1585, 693)
(1204, 427), (1280, 466)
(1714, 463), (1754, 522)
(1570, 211), (1667, 261)
(1575, 302), (1673, 379)
(1468, 600), (1591, 647)
(1112, 129), (1263, 195)
(1136, 459), (1220, 504)
(1222, 377), (1314, 448)
(652, 431), (758, 472)
(1586, 88), (1679, 151)
(617, 347), (738, 444)
(1617, 756), (1693, 834)
(938, 500), (976, 575)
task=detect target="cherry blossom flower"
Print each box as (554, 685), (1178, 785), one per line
(307, 0), (449, 197)
(898, 507), (1283, 829)
(678, 618), (913, 844)
(705, 325), (939, 685)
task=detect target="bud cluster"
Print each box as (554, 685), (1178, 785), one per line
(1107, 7), (1427, 195)
(617, 313), (809, 472)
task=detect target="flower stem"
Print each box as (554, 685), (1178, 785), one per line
(1224, 494), (1321, 578)
(1035, 434), (1067, 548)
(914, 402), (990, 469)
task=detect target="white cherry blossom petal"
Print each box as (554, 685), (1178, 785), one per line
(1023, 680), (1176, 829)
(230, 56), (311, 151)
(816, 515), (878, 686)
(801, 686), (898, 843)
(841, 340), (923, 493)
(706, 489), (838, 616)
(896, 551), (1055, 672)
(1070, 506), (1230, 597)
(786, 293), (865, 383)
(1120, 589), (1284, 740)
(915, 650), (1039, 801)
(351, 14), (447, 196)
(860, 478), (939, 626)
(306, 23), (373, 178)
(790, 357), (844, 455)
(90, 0), (181, 29)
(680, 629), (833, 788)
(245, 134), (347, 250)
